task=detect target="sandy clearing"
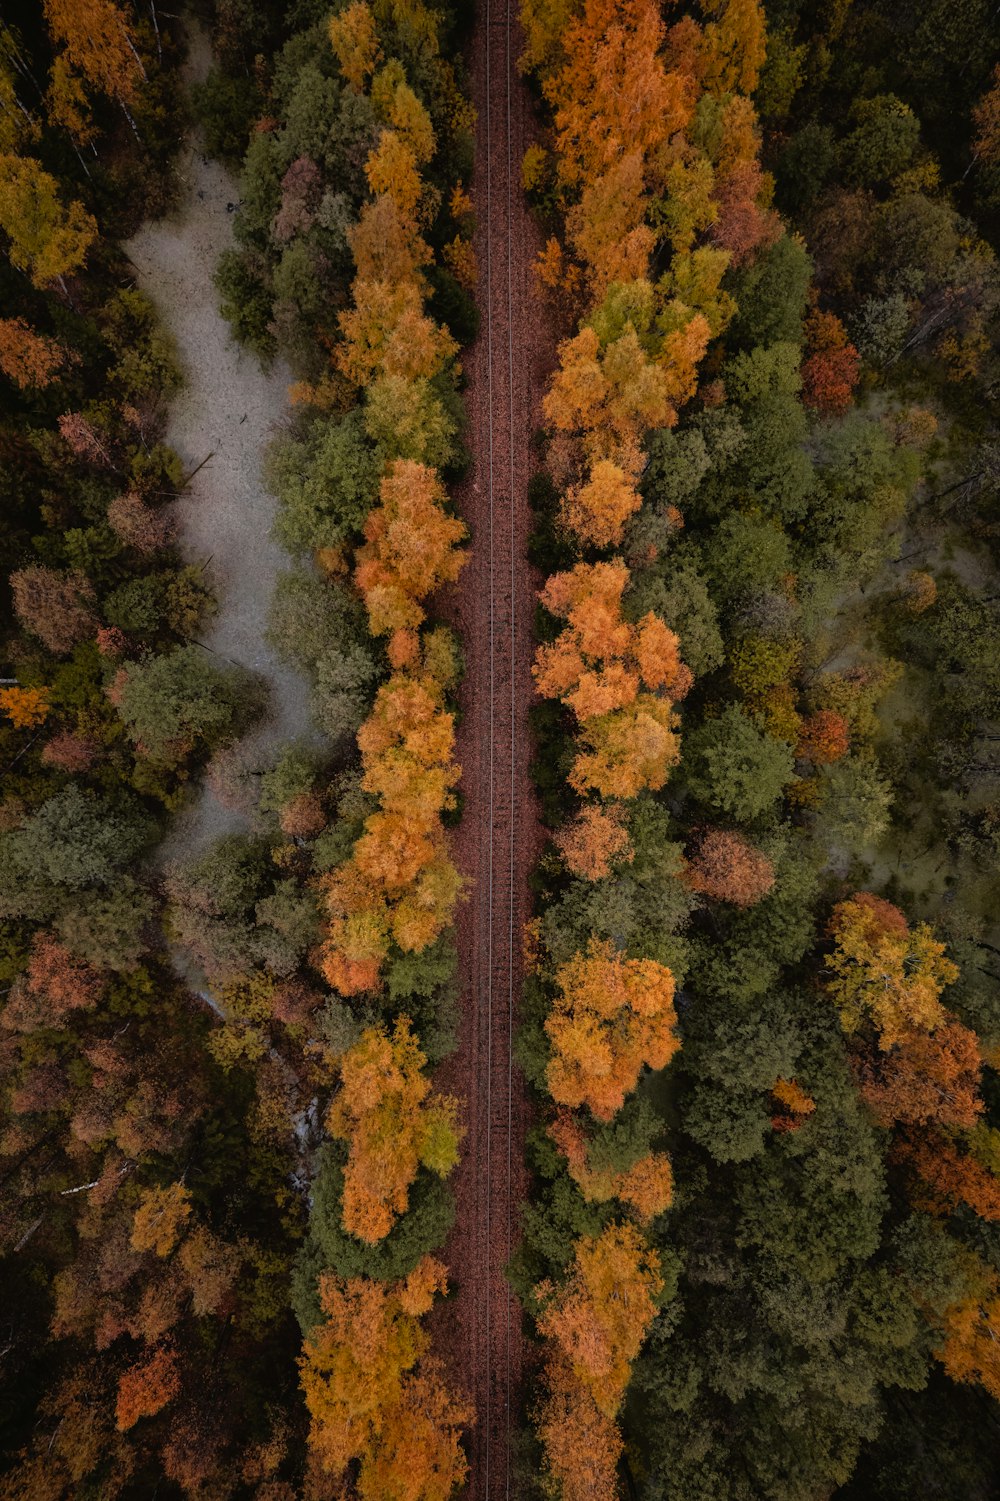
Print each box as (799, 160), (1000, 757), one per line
(126, 25), (318, 867)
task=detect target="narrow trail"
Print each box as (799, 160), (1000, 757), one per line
(436, 3), (545, 1494)
(125, 25), (316, 867)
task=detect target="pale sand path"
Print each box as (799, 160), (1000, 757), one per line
(126, 27), (317, 866)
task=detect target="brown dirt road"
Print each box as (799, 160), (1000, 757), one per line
(435, 0), (547, 1495)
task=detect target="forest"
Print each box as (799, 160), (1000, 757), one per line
(2, 0), (1000, 1499)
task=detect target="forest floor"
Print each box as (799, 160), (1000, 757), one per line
(126, 24), (315, 868)
(432, 2), (547, 1496)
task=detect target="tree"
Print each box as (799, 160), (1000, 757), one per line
(3, 931), (105, 1031)
(560, 458), (641, 549)
(684, 828), (775, 906)
(796, 709), (850, 765)
(328, 1018), (462, 1243)
(935, 1257), (1000, 1402)
(853, 1019), (984, 1129)
(115, 1344), (180, 1431)
(684, 704), (795, 820)
(0, 686), (49, 729)
(535, 1221), (662, 1415)
(328, 2), (380, 94)
(0, 154), (96, 287)
(300, 1258), (471, 1498)
(699, 0), (766, 96)
(320, 654), (464, 993)
(131, 1183), (193, 1257)
(536, 1353), (623, 1501)
(267, 411), (380, 556)
(354, 459), (467, 637)
(899, 1127), (1000, 1221)
(825, 894), (958, 1049)
(546, 938), (679, 1119)
(801, 310), (861, 415)
(550, 1106), (672, 1220)
(534, 0), (691, 192)
(971, 63), (1000, 171)
(554, 803), (633, 881)
(533, 560), (690, 798)
(10, 565), (96, 654)
(0, 785), (152, 904)
(113, 645), (260, 762)
(107, 492), (177, 554)
(839, 95), (920, 188)
(0, 316), (71, 387)
(44, 0), (145, 116)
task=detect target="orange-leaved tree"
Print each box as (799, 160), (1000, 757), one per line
(319, 643), (464, 995)
(533, 560), (690, 798)
(0, 316), (72, 388)
(300, 1256), (472, 1499)
(545, 938), (679, 1119)
(354, 458), (467, 639)
(554, 802), (633, 881)
(535, 1221), (662, 1415)
(328, 1017), (462, 1242)
(852, 1018), (984, 1129)
(683, 827), (775, 907)
(533, 1224), (663, 1500)
(823, 894), (958, 1049)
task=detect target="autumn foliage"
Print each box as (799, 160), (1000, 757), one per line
(319, 639), (464, 994)
(355, 459), (466, 638)
(550, 1112), (673, 1220)
(298, 7), (473, 1483)
(300, 1258), (472, 1500)
(546, 938), (679, 1119)
(115, 1344), (181, 1431)
(534, 560), (690, 799)
(516, 4), (785, 1479)
(0, 316), (72, 388)
(684, 827), (775, 907)
(554, 802), (633, 880)
(535, 1221), (662, 1439)
(328, 1018), (462, 1243)
(824, 894), (958, 1049)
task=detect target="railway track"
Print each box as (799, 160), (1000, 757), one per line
(482, 0), (517, 1492)
(438, 0), (543, 1494)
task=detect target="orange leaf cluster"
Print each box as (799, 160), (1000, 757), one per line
(130, 1182), (192, 1258)
(533, 560), (689, 798)
(796, 708), (850, 764)
(550, 1113), (672, 1221)
(554, 802), (633, 881)
(0, 317), (71, 389)
(683, 827), (775, 907)
(853, 1019), (984, 1130)
(319, 651), (464, 995)
(327, 1018), (461, 1243)
(4, 932), (106, 1032)
(935, 1256), (1000, 1402)
(824, 893), (958, 1049)
(897, 1128), (1000, 1222)
(535, 1352), (623, 1501)
(300, 1259), (472, 1499)
(0, 685), (49, 729)
(770, 1076), (816, 1134)
(354, 459), (466, 637)
(801, 312), (861, 415)
(114, 1344), (180, 1431)
(535, 1222), (662, 1416)
(546, 938), (679, 1120)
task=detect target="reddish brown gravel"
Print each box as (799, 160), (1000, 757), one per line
(434, 2), (548, 1495)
